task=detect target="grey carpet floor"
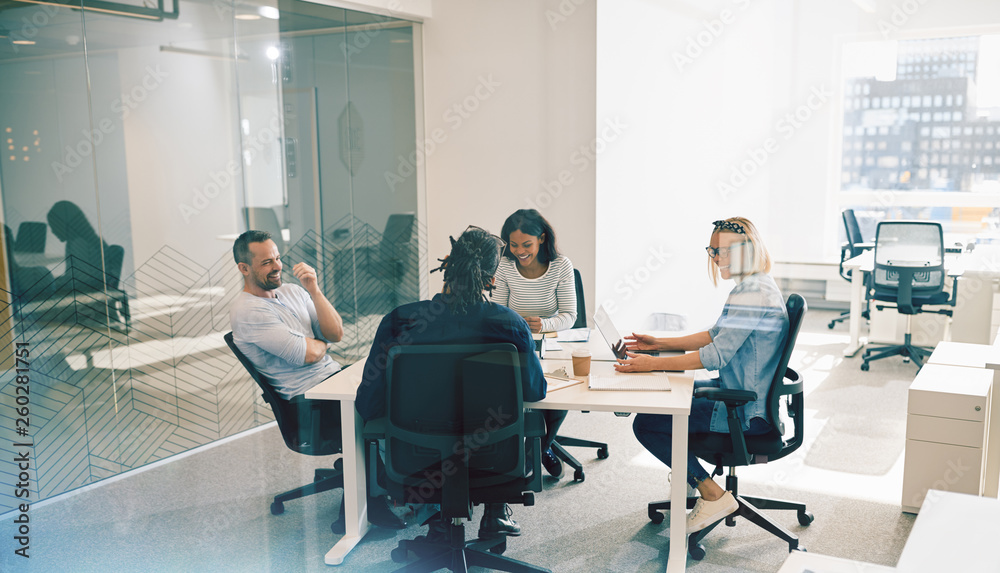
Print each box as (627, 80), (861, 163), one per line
(0, 310), (921, 572)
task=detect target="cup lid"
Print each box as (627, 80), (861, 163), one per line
(571, 348), (591, 357)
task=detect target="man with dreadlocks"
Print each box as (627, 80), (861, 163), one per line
(356, 226), (546, 541)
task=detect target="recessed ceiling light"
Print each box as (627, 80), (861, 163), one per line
(235, 14), (261, 20)
(258, 6), (279, 19)
(12, 40), (35, 45)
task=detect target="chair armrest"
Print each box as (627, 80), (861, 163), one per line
(776, 367), (803, 396)
(363, 418), (386, 441)
(694, 387), (757, 407)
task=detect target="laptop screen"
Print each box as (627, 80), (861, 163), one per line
(593, 304), (626, 360)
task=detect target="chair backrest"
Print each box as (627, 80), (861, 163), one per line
(843, 209), (866, 256)
(765, 294), (806, 435)
(15, 221), (47, 254)
(383, 343), (531, 517)
(572, 268), (587, 329)
(871, 221), (945, 312)
(224, 332), (341, 455)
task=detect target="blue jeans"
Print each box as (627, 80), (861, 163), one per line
(633, 396), (772, 489)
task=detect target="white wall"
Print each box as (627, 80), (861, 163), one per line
(598, 0), (1000, 331)
(422, 0), (598, 302)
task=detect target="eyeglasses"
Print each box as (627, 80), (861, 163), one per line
(705, 243), (744, 259)
(712, 220), (746, 235)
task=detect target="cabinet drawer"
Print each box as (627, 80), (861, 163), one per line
(902, 439), (984, 512)
(908, 365), (991, 421)
(907, 414), (986, 448)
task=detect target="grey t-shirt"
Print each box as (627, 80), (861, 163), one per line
(230, 284), (341, 399)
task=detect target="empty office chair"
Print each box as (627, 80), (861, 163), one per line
(550, 268), (609, 482)
(861, 221), (958, 371)
(14, 221), (47, 253)
(224, 333), (345, 527)
(647, 294), (812, 560)
(828, 209), (873, 329)
(364, 344), (548, 573)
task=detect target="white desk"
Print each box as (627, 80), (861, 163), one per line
(895, 490), (1000, 572)
(306, 347), (696, 572)
(777, 551), (894, 572)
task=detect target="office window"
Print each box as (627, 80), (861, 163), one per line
(839, 34), (1000, 235)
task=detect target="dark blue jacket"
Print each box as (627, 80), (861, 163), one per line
(356, 293), (546, 422)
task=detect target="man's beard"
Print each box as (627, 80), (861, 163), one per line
(255, 271), (281, 291)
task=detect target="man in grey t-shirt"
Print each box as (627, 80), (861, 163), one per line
(229, 230), (343, 398)
(228, 230), (405, 530)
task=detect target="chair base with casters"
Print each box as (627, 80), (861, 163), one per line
(647, 468), (814, 560)
(550, 435), (609, 482)
(389, 504), (550, 573)
(827, 307), (868, 330)
(861, 331), (931, 371)
(861, 307), (951, 372)
(270, 460), (345, 517)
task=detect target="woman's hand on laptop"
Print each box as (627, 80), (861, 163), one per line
(624, 333), (659, 351)
(614, 351), (656, 372)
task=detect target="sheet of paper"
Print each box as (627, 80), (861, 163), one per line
(543, 338), (562, 352)
(556, 328), (590, 342)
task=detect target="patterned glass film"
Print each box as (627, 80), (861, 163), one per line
(0, 0), (424, 511)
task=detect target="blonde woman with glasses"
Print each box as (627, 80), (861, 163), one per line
(615, 217), (789, 535)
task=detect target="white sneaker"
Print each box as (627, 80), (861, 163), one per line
(686, 491), (738, 534)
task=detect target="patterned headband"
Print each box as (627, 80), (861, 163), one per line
(712, 220), (746, 234)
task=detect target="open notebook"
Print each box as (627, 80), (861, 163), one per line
(588, 373), (671, 391)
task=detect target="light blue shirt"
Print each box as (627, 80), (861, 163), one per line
(230, 284), (341, 399)
(698, 273), (788, 433)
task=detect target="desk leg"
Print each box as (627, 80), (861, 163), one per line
(324, 400), (371, 565)
(844, 268), (867, 357)
(666, 413), (689, 573)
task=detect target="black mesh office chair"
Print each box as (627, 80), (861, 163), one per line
(550, 269), (609, 482)
(14, 221), (47, 253)
(861, 221), (958, 371)
(224, 333), (345, 527)
(647, 294), (812, 560)
(364, 344), (549, 573)
(828, 209), (873, 329)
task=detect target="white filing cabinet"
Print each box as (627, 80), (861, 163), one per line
(902, 364), (992, 513)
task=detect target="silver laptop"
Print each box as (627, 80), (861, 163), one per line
(593, 303), (660, 361)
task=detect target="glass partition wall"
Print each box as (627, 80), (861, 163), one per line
(0, 0), (424, 511)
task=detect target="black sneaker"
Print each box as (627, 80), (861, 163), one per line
(367, 495), (407, 529)
(478, 503), (521, 539)
(425, 518), (450, 545)
(541, 447), (564, 479)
